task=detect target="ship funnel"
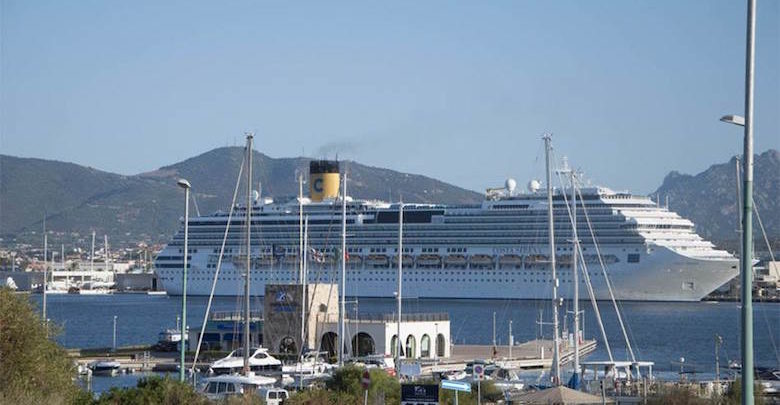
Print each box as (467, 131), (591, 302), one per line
(309, 160), (340, 202)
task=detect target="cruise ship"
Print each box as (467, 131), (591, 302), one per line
(155, 159), (738, 302)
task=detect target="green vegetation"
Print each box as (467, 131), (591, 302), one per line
(286, 365), (400, 405)
(1, 149), (484, 246)
(0, 287), (85, 404)
(437, 380), (502, 405)
(648, 379), (766, 405)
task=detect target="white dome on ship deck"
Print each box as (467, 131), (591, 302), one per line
(505, 178), (517, 194)
(527, 179), (541, 193)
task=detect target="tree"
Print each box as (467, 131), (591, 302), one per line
(93, 376), (213, 405)
(0, 287), (84, 404)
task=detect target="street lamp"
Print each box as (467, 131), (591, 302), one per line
(177, 178), (191, 383)
(721, 1), (757, 402)
(720, 114), (745, 127)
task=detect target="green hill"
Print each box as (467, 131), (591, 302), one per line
(0, 148), (483, 247)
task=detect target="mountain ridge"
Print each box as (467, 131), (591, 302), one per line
(1, 148), (777, 249)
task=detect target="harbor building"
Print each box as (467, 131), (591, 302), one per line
(260, 283), (451, 359)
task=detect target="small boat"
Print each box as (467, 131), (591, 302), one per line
(416, 254), (442, 268)
(365, 254), (389, 267)
(201, 373), (278, 401)
(444, 254), (468, 268)
(391, 254), (414, 267)
(209, 347), (282, 376)
(282, 351), (333, 375)
(88, 359), (121, 376)
(469, 254), (494, 268)
(499, 254), (523, 268)
(154, 328), (187, 351)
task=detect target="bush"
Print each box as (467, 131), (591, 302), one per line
(0, 288), (84, 404)
(438, 380), (502, 405)
(287, 365), (400, 405)
(92, 376), (211, 405)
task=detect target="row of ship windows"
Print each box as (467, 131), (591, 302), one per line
(159, 276), (600, 283)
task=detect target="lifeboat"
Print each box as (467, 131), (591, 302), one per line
(557, 254), (573, 267)
(524, 254), (549, 268)
(416, 254), (442, 268)
(391, 254), (414, 267)
(444, 254), (468, 268)
(499, 254), (523, 268)
(346, 255), (363, 266)
(469, 254), (494, 268)
(365, 255), (389, 267)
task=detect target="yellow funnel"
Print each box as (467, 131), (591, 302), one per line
(309, 160), (340, 202)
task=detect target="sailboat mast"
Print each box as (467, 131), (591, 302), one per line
(300, 216), (309, 357)
(571, 170), (581, 386)
(338, 170), (347, 366)
(91, 231), (96, 272)
(244, 133), (253, 375)
(396, 201), (404, 378)
(299, 173), (304, 283)
(42, 216), (47, 324)
(544, 134), (561, 385)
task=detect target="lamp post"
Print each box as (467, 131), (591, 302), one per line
(720, 2), (757, 402)
(721, 109), (755, 405)
(112, 316), (118, 352)
(177, 178), (191, 383)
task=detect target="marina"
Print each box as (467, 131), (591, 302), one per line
(2, 0), (779, 402)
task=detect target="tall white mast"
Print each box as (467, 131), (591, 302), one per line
(298, 172), (304, 284)
(243, 133), (253, 375)
(338, 170), (348, 366)
(42, 216), (47, 324)
(544, 134), (561, 385)
(91, 231), (96, 272)
(570, 170), (581, 388)
(300, 216), (309, 357)
(396, 201), (404, 378)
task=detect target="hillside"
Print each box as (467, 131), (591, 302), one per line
(654, 149), (779, 251)
(0, 148), (483, 246)
(2, 148), (777, 250)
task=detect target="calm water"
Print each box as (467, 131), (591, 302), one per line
(30, 294), (779, 391)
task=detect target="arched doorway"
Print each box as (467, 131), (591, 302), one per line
(279, 336), (297, 355)
(436, 334), (446, 357)
(351, 332), (376, 357)
(320, 332), (338, 358)
(390, 335), (399, 357)
(405, 335), (416, 359)
(420, 334), (431, 358)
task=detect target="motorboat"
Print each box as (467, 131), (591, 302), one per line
(209, 347), (282, 376)
(282, 351), (333, 375)
(88, 359), (121, 376)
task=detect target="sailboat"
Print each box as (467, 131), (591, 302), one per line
(201, 133), (280, 398)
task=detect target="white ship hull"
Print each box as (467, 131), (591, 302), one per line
(158, 245), (737, 302)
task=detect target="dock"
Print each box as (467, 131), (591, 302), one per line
(426, 338), (597, 374)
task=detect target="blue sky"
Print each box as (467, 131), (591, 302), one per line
(2, 0), (778, 194)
